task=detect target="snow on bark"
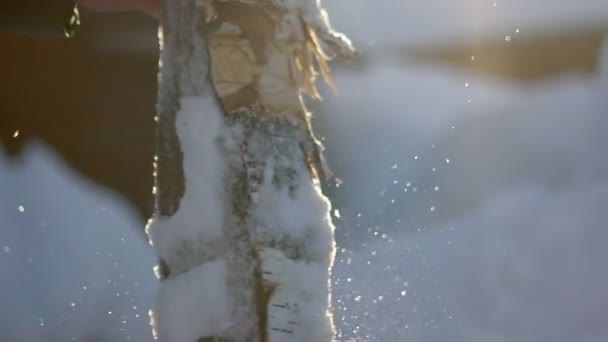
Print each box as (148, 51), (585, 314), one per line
(147, 96), (227, 279)
(146, 0), (354, 340)
(222, 111), (336, 340)
(151, 259), (232, 341)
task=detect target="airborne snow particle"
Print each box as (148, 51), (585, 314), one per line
(17, 205), (24, 213)
(12, 130), (19, 138)
(334, 209), (342, 219)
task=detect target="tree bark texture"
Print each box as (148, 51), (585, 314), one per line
(147, 1), (354, 341)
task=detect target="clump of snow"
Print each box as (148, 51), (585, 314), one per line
(252, 136), (335, 264)
(147, 95), (227, 277)
(153, 259), (232, 341)
(257, 176), (334, 259)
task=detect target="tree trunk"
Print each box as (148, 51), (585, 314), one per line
(146, 1), (354, 341)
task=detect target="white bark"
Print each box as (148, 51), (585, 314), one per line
(146, 1), (354, 341)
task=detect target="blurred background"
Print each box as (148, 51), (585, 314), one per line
(1, 0), (608, 340)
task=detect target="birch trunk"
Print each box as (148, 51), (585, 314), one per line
(146, 1), (354, 341)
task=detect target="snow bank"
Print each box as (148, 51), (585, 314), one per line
(0, 144), (156, 341)
(334, 184), (608, 341)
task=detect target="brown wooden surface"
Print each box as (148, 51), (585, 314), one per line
(0, 10), (158, 221)
(404, 27), (607, 80)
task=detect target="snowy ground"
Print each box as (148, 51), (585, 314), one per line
(2, 1), (608, 341)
